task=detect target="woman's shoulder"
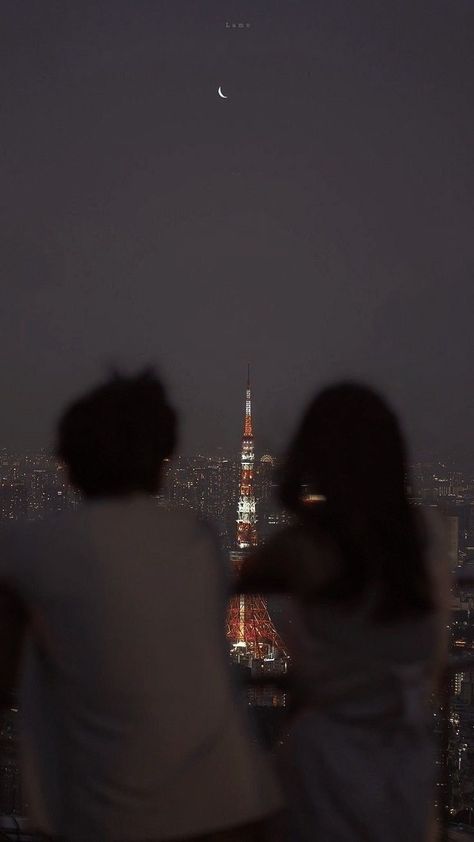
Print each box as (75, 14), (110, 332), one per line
(262, 521), (342, 593)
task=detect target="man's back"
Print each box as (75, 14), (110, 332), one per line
(3, 497), (279, 840)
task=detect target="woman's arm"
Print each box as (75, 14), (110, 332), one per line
(237, 522), (336, 599)
(236, 528), (295, 594)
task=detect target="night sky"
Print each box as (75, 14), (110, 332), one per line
(1, 1), (473, 467)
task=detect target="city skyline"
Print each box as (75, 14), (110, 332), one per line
(1, 370), (474, 817)
(1, 393), (474, 822)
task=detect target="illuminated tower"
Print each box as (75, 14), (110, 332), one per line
(236, 366), (257, 551)
(227, 367), (286, 659)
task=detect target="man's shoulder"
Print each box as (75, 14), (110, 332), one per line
(151, 506), (218, 545)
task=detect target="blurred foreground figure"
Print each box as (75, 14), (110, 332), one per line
(0, 371), (280, 842)
(239, 383), (448, 842)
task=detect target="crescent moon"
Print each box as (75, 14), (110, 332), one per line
(218, 86), (228, 99)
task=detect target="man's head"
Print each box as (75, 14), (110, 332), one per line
(56, 370), (177, 498)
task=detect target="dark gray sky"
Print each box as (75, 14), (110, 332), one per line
(1, 1), (473, 466)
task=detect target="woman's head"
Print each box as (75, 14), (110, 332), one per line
(280, 382), (407, 516)
(57, 369), (177, 498)
(280, 382), (431, 619)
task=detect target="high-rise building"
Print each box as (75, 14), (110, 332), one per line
(0, 695), (25, 816)
(446, 515), (460, 573)
(227, 369), (286, 660)
(255, 454), (291, 541)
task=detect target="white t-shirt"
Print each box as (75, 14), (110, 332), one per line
(266, 508), (449, 710)
(0, 497), (280, 841)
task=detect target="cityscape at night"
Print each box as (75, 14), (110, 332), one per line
(1, 373), (474, 831)
(1, 1), (473, 838)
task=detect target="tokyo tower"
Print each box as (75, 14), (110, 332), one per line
(227, 367), (286, 659)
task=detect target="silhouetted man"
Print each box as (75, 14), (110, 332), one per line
(0, 371), (280, 842)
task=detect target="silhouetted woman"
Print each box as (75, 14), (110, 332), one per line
(239, 383), (448, 842)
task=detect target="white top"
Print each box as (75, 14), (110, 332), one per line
(0, 497), (280, 841)
(271, 508), (449, 716)
(260, 511), (449, 842)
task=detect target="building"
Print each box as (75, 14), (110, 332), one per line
(226, 369), (287, 665)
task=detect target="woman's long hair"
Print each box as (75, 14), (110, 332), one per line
(279, 383), (432, 620)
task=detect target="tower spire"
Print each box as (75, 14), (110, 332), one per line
(243, 364), (253, 439)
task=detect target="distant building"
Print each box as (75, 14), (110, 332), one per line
(255, 454), (291, 541)
(0, 696), (26, 816)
